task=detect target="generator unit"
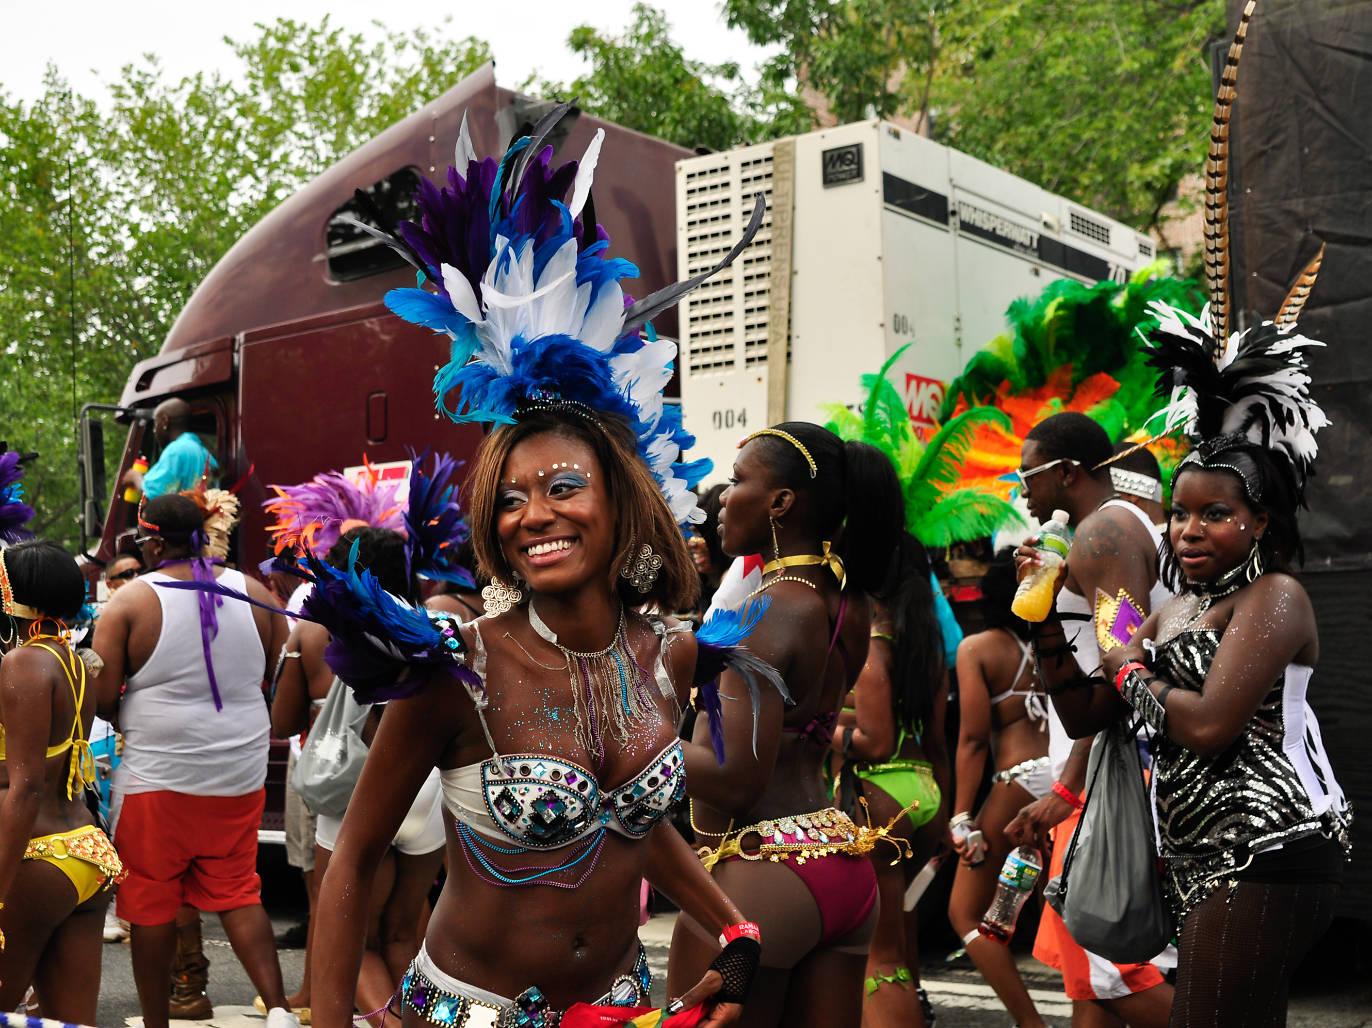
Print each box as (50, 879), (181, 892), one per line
(675, 119), (1158, 475)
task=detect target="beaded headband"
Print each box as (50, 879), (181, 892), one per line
(1109, 467), (1163, 504)
(0, 547), (41, 620)
(1174, 434), (1263, 504)
(739, 429), (818, 479)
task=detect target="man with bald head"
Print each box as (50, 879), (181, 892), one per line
(120, 398), (218, 499)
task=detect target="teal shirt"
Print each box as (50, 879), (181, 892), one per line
(142, 433), (217, 498)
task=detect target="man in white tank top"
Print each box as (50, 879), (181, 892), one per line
(93, 494), (297, 1028)
(1003, 413), (1175, 1027)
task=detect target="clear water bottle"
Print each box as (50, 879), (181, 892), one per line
(1011, 509), (1071, 622)
(978, 845), (1043, 943)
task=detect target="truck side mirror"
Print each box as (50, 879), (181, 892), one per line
(78, 412), (106, 547)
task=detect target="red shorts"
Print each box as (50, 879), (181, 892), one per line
(1033, 807), (1168, 1000)
(115, 789), (264, 925)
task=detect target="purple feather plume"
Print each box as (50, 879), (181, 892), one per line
(0, 450), (36, 545)
(263, 469), (405, 558)
(404, 449), (474, 587)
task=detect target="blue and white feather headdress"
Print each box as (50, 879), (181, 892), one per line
(1144, 0), (1329, 505)
(353, 103), (763, 527)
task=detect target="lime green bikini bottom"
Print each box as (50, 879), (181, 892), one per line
(855, 759), (940, 832)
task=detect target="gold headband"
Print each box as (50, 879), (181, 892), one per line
(0, 547), (41, 620)
(739, 429), (818, 479)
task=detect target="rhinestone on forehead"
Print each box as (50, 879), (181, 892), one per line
(507, 462), (592, 487)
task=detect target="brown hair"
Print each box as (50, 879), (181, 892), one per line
(464, 408), (699, 611)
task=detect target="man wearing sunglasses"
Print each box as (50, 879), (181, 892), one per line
(104, 554), (142, 593)
(1004, 412), (1176, 1027)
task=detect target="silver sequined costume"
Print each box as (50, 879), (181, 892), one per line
(1149, 627), (1351, 925)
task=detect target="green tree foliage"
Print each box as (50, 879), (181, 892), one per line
(934, 0), (1225, 232)
(531, 2), (811, 152)
(723, 0), (1226, 232)
(724, 0), (953, 127)
(0, 19), (490, 547)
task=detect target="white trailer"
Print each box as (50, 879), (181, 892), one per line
(674, 118), (1158, 475)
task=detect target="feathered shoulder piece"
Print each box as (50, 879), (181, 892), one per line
(361, 105), (764, 526)
(692, 598), (791, 764)
(0, 448), (36, 545)
(164, 547), (480, 704)
(263, 461), (405, 558)
(1145, 0), (1329, 500)
(295, 547), (480, 703)
(823, 345), (1023, 546)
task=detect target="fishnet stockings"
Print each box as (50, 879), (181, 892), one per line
(1172, 879), (1337, 1026)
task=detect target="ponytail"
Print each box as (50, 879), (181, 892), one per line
(880, 533), (944, 735)
(836, 438), (904, 594)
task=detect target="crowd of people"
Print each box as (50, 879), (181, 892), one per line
(0, 32), (1354, 1028)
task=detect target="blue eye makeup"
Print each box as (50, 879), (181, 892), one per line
(498, 488), (528, 510)
(548, 472), (589, 494)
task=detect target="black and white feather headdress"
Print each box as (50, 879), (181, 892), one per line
(1145, 0), (1329, 504)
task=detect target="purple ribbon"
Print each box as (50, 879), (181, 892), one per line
(156, 532), (224, 711)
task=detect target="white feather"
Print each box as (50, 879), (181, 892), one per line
(440, 264), (484, 326)
(578, 281), (626, 352)
(455, 112), (477, 169)
(526, 240), (581, 339)
(569, 129), (604, 220)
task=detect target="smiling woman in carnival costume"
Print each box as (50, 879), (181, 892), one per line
(1033, 5), (1352, 1024)
(275, 108), (782, 1028)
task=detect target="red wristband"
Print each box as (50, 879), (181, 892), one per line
(1052, 780), (1085, 810)
(1114, 661), (1149, 694)
(718, 922), (761, 947)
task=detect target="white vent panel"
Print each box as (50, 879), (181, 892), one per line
(679, 148), (775, 377)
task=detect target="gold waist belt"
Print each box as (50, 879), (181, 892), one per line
(24, 825), (128, 885)
(697, 805), (910, 870)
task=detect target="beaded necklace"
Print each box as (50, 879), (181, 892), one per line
(526, 603), (653, 769)
(456, 822), (605, 889)
(742, 573), (818, 605)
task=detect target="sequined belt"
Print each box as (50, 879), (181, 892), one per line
(23, 825), (127, 885)
(697, 805), (907, 870)
(400, 939), (651, 1027)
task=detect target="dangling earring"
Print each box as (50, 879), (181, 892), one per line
(619, 542), (662, 593)
(0, 616), (15, 648)
(1245, 538), (1265, 583)
(481, 577), (524, 617)
(770, 514), (783, 564)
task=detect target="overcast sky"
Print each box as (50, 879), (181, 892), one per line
(5, 0), (771, 103)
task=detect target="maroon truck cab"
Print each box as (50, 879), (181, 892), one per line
(77, 65), (690, 838)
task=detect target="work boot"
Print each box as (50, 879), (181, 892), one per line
(168, 915), (213, 1019)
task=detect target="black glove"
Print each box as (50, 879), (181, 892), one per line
(708, 935), (762, 1004)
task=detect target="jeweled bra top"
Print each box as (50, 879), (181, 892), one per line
(439, 615), (688, 851)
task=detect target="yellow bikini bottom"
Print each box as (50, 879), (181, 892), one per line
(24, 825), (127, 906)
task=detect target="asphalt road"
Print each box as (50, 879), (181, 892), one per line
(82, 850), (1372, 1028)
(92, 908), (1372, 1028)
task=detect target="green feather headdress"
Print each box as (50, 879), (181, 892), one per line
(823, 345), (1025, 547)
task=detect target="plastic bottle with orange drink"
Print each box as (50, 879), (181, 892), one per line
(1011, 509), (1071, 622)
